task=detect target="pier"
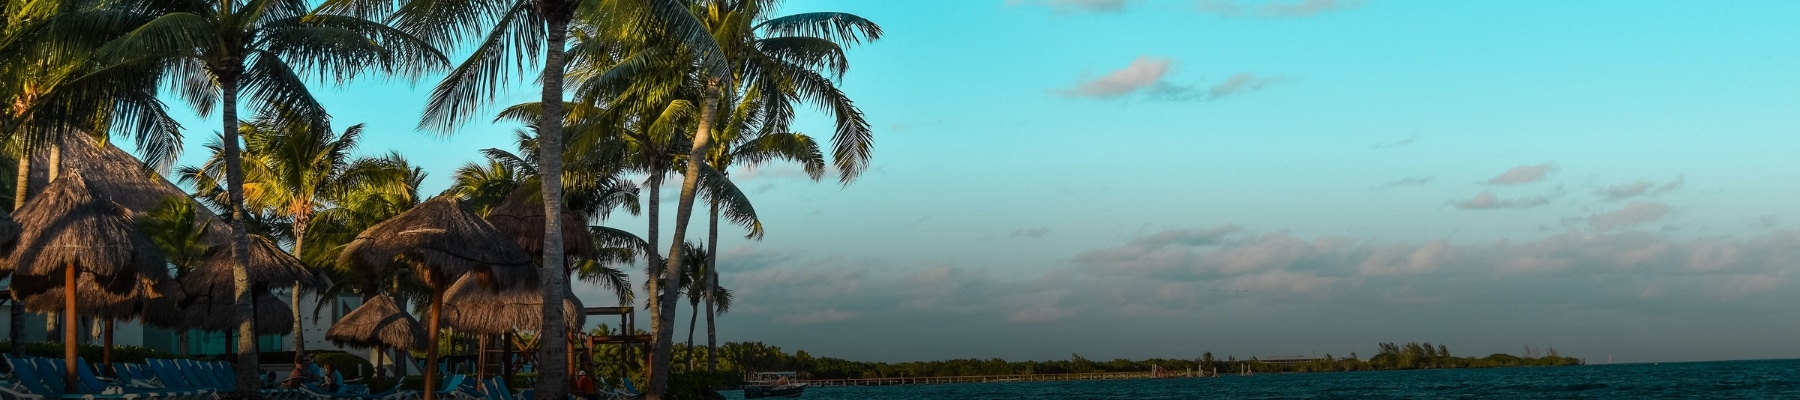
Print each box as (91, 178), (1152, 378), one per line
(797, 370), (1189, 387)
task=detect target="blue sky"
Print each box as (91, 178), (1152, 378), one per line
(144, 0), (1800, 363)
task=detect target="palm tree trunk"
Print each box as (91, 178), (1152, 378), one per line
(10, 153), (29, 357)
(530, 10), (574, 400)
(291, 215), (308, 357)
(648, 87), (718, 399)
(643, 169), (661, 323)
(685, 297), (697, 370)
(218, 73), (264, 399)
(705, 198), (719, 372)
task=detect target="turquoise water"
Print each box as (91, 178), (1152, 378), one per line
(720, 359), (1800, 399)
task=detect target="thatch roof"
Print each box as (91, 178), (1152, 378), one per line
(31, 134), (228, 229)
(337, 196), (536, 288)
(325, 294), (425, 350)
(484, 190), (595, 259)
(19, 274), (176, 319)
(163, 288), (293, 335)
(440, 273), (584, 335)
(186, 235), (319, 293)
(1, 172), (168, 297)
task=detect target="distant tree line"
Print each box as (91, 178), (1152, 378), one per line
(640, 341), (1582, 380)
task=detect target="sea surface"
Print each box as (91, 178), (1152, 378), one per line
(717, 359), (1800, 399)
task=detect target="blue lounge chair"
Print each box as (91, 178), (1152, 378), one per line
(4, 356), (171, 400)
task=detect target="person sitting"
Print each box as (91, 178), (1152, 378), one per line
(775, 375), (791, 386)
(572, 370), (599, 400)
(319, 364), (339, 392)
(282, 356), (315, 388)
(263, 371), (278, 388)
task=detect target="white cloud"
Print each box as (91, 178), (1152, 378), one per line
(1452, 190), (1552, 209)
(1595, 181), (1654, 200)
(1589, 201), (1672, 231)
(1487, 163), (1558, 185)
(1146, 73), (1287, 101)
(1057, 56), (1172, 98)
(1008, 0), (1129, 13)
(1197, 0), (1361, 18)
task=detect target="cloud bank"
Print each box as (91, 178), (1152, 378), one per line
(1008, 0), (1130, 13)
(696, 226), (1800, 362)
(1057, 57), (1284, 101)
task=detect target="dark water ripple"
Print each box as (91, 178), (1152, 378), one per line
(719, 359), (1800, 399)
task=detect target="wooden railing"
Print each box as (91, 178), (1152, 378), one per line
(796, 370), (1185, 387)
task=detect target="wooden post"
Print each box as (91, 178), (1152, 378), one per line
(103, 319), (113, 378)
(476, 334), (487, 390)
(63, 262), (78, 393)
(424, 287), (442, 400)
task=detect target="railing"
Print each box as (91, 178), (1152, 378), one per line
(796, 371), (1182, 387)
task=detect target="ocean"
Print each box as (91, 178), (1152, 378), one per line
(718, 359), (1800, 399)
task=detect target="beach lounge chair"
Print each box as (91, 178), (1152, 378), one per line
(4, 356), (187, 400)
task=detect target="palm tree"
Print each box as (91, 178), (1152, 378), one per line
(84, 0), (445, 390)
(1, 0), (184, 357)
(676, 242), (730, 370)
(135, 198), (216, 356)
(696, 87), (823, 371)
(645, 2), (880, 393)
(179, 112), (415, 358)
(389, 0), (719, 393)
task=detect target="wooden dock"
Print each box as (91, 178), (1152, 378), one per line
(797, 371), (1183, 387)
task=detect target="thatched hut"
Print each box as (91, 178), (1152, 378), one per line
(0, 172), (168, 392)
(185, 234), (319, 293)
(174, 289), (294, 335)
(483, 190), (594, 259)
(441, 273), (584, 335)
(324, 294), (425, 350)
(0, 209), (20, 249)
(325, 294), (423, 384)
(336, 196), (534, 400)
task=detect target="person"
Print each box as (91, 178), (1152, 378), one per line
(319, 364), (338, 392)
(263, 371), (278, 388)
(283, 356), (314, 388)
(775, 374), (790, 386)
(572, 370), (599, 400)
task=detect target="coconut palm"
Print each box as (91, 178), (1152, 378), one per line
(77, 0), (446, 390)
(640, 2), (880, 392)
(178, 112), (415, 357)
(136, 198), (217, 355)
(1, 0), (185, 356)
(695, 87), (822, 370)
(386, 0), (720, 391)
(676, 242), (730, 370)
(443, 134), (642, 304)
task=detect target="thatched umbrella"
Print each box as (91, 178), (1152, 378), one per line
(186, 234), (320, 292)
(484, 190), (595, 259)
(337, 196), (534, 400)
(325, 294), (424, 384)
(159, 288), (295, 336)
(0, 172), (167, 392)
(442, 273), (583, 384)
(442, 274), (584, 335)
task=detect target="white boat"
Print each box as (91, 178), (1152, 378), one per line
(743, 372), (806, 398)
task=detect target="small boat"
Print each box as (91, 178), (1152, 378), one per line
(744, 372), (806, 398)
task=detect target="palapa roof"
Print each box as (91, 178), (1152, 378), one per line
(1, 172), (169, 297)
(186, 235), (319, 293)
(440, 273), (584, 335)
(325, 294), (425, 350)
(483, 190), (595, 259)
(337, 196), (536, 288)
(163, 288), (294, 335)
(30, 133), (229, 236)
(19, 274), (176, 319)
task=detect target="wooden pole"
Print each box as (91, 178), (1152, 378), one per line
(103, 319), (113, 378)
(476, 334), (487, 390)
(63, 262), (78, 393)
(424, 287), (442, 400)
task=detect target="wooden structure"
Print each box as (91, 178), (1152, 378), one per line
(797, 370), (1185, 387)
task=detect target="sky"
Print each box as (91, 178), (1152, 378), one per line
(141, 0), (1800, 364)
